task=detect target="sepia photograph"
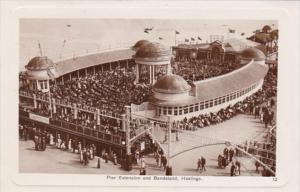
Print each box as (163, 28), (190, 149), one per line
(18, 18), (278, 177)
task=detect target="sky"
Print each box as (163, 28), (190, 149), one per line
(20, 19), (277, 70)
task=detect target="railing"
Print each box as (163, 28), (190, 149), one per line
(20, 109), (125, 146)
(19, 90), (121, 119)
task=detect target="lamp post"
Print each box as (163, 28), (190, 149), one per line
(166, 115), (172, 175)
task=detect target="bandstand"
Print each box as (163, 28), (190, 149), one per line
(134, 42), (172, 84)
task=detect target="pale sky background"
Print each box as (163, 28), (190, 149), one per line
(20, 19), (277, 71)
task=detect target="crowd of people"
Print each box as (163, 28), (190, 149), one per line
(172, 59), (242, 82)
(173, 65), (277, 132)
(19, 121), (121, 166)
(51, 67), (151, 115)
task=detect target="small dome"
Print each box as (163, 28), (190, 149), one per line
(135, 42), (171, 61)
(153, 74), (191, 94)
(262, 25), (272, 33)
(241, 47), (266, 61)
(26, 56), (55, 70)
(133, 40), (150, 50)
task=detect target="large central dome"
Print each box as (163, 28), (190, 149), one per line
(132, 40), (150, 50)
(135, 42), (171, 62)
(153, 74), (191, 94)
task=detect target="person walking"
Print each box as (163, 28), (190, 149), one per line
(255, 161), (260, 173)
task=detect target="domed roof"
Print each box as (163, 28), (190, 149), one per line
(135, 42), (171, 62)
(26, 56), (55, 70)
(262, 25), (272, 33)
(133, 40), (150, 50)
(241, 47), (266, 61)
(153, 74), (191, 94)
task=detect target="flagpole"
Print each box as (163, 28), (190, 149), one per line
(175, 31), (177, 46)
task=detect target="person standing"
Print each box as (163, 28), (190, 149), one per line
(201, 156), (206, 172)
(222, 156), (227, 169)
(217, 155), (222, 168)
(49, 134), (55, 145)
(235, 161), (241, 175)
(19, 124), (24, 139)
(80, 149), (83, 163)
(255, 161), (260, 173)
(68, 139), (72, 151)
(229, 148), (234, 162)
(104, 152), (108, 163)
(197, 158), (202, 171)
(113, 153), (117, 165)
(230, 163), (236, 176)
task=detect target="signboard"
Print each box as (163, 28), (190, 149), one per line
(29, 113), (50, 124)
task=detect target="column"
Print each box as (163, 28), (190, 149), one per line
(121, 114), (126, 131)
(73, 104), (78, 119)
(124, 106), (132, 171)
(135, 64), (139, 83)
(149, 65), (152, 84)
(152, 65), (156, 84)
(96, 109), (101, 126)
(52, 98), (56, 114)
(33, 94), (37, 109)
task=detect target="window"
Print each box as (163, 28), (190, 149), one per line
(179, 107), (183, 115)
(184, 106), (189, 114)
(163, 107), (167, 115)
(44, 80), (48, 89)
(195, 104), (199, 111)
(168, 107), (172, 115)
(218, 98), (222, 105)
(226, 96), (230, 101)
(158, 107), (161, 116)
(200, 102), (204, 110)
(205, 101), (209, 108)
(209, 99), (214, 107)
(189, 105), (194, 113)
(40, 81), (44, 89)
(174, 107), (178, 115)
(222, 97), (226, 103)
(232, 93), (236, 99)
(214, 99), (218, 106)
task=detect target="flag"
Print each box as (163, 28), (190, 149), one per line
(158, 37), (163, 40)
(185, 38), (189, 42)
(191, 37), (195, 41)
(198, 37), (202, 40)
(228, 28), (235, 33)
(144, 27), (153, 31)
(144, 30), (149, 34)
(175, 30), (180, 34)
(241, 33), (245, 36)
